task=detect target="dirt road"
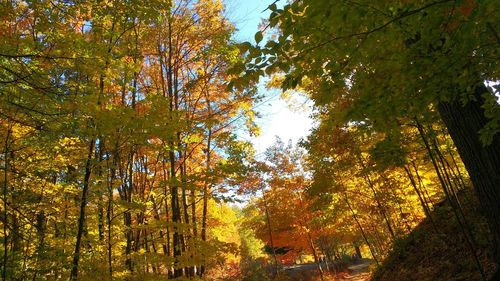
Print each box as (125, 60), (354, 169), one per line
(283, 259), (372, 281)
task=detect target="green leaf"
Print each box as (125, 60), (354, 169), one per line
(255, 31), (263, 44)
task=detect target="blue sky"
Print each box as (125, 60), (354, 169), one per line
(223, 0), (314, 155)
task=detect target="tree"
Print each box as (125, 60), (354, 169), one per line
(241, 138), (327, 278)
(0, 0), (259, 279)
(239, 0), (499, 271)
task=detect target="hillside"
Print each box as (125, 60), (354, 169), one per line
(373, 189), (498, 281)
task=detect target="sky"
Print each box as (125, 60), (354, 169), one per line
(223, 0), (315, 155)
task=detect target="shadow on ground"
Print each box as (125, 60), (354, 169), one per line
(282, 259), (372, 281)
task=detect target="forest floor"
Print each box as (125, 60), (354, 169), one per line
(283, 259), (372, 281)
(277, 188), (499, 281)
(372, 188), (498, 280)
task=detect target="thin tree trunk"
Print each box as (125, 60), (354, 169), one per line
(344, 192), (379, 265)
(263, 193), (279, 276)
(2, 122), (11, 281)
(363, 174), (396, 240)
(403, 165), (436, 229)
(357, 157), (396, 240)
(416, 119), (486, 281)
(411, 161), (434, 207)
(106, 152), (116, 279)
(165, 12), (183, 278)
(123, 153), (134, 272)
(307, 231), (324, 281)
(354, 244), (362, 259)
(161, 159), (172, 277)
(169, 149), (182, 278)
(70, 138), (95, 281)
(97, 141), (105, 242)
(180, 154), (194, 277)
(446, 144), (467, 189)
(200, 128), (212, 276)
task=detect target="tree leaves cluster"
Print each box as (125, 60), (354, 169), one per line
(0, 0), (260, 279)
(237, 0), (498, 279)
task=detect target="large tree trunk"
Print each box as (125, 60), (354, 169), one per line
(437, 85), (500, 269)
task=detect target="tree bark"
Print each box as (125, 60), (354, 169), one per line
(436, 85), (500, 269)
(106, 151), (116, 279)
(403, 166), (436, 228)
(124, 153), (134, 272)
(169, 149), (182, 278)
(307, 231), (324, 281)
(200, 128), (212, 276)
(70, 139), (95, 281)
(354, 244), (362, 259)
(416, 118), (487, 280)
(2, 123), (11, 281)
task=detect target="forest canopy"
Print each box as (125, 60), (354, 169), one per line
(0, 0), (498, 280)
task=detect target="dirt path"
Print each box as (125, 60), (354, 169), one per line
(338, 259), (372, 280)
(283, 259), (372, 280)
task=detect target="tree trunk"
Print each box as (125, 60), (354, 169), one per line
(357, 158), (396, 240)
(200, 128), (212, 276)
(363, 175), (396, 240)
(70, 139), (95, 281)
(107, 163), (114, 278)
(2, 122), (11, 281)
(169, 150), (182, 278)
(263, 194), (279, 277)
(436, 85), (500, 269)
(344, 192), (379, 265)
(307, 231), (324, 281)
(416, 118), (487, 280)
(403, 165), (436, 229)
(97, 141), (105, 242)
(123, 153), (134, 272)
(354, 244), (362, 259)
